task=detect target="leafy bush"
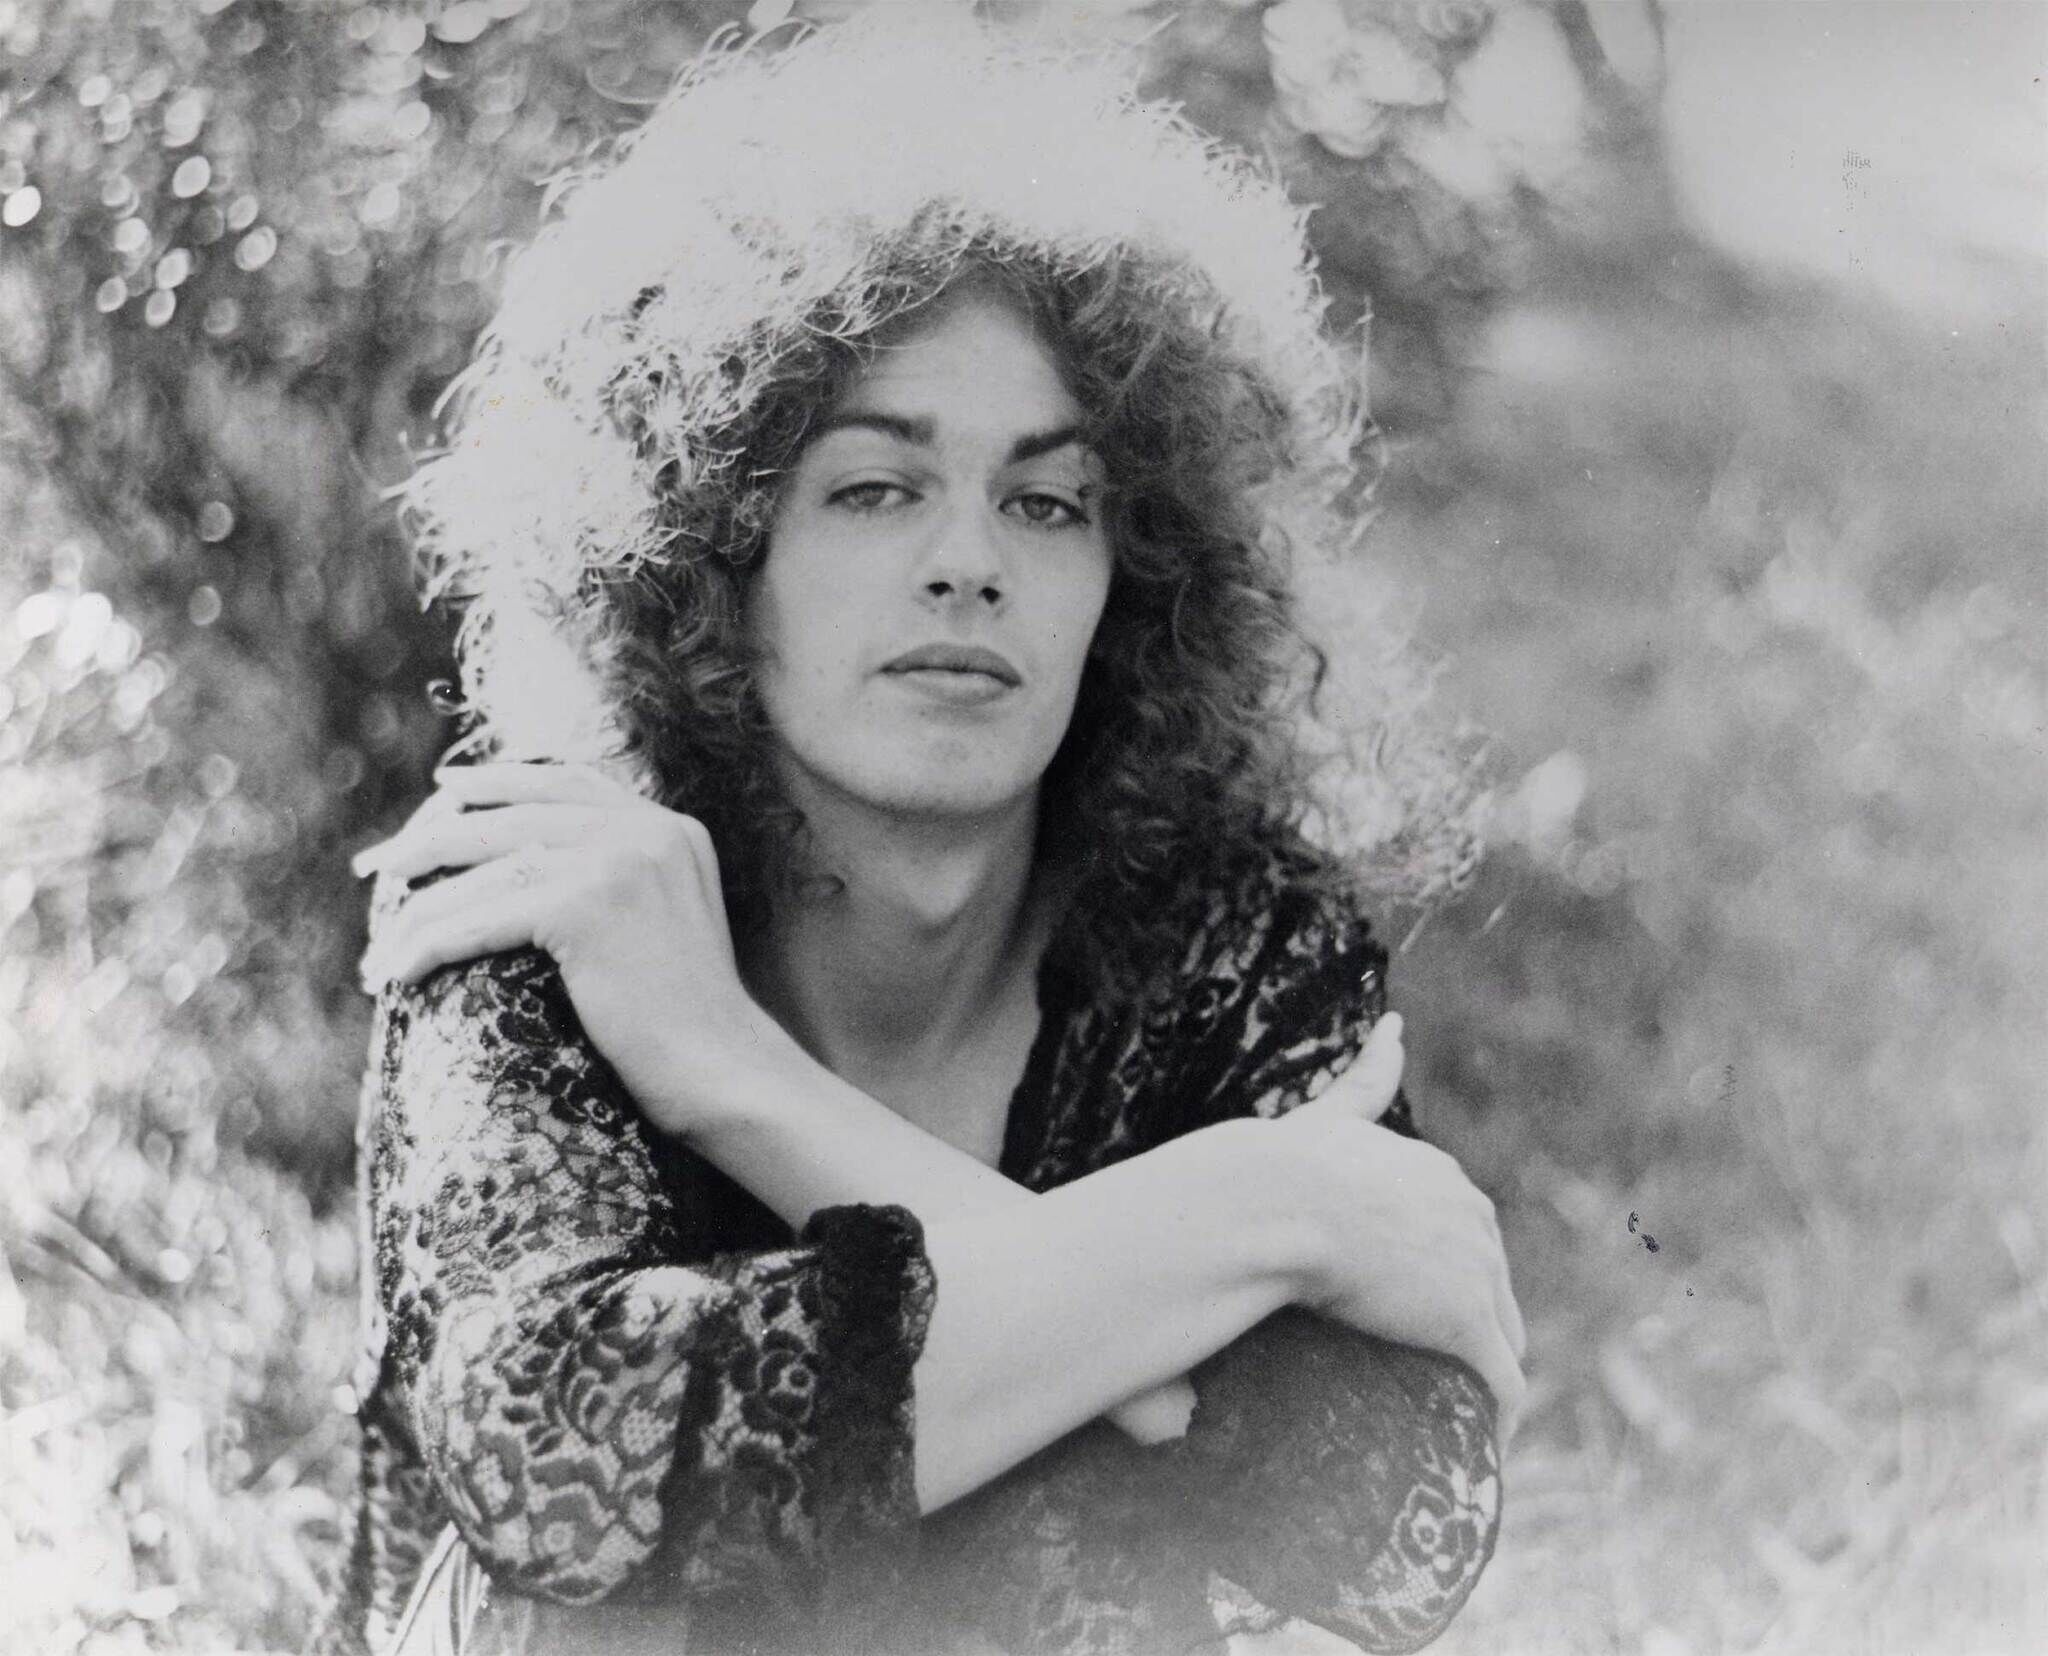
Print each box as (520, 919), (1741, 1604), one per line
(1388, 280), (2046, 1655)
(6, 3), (2036, 1653)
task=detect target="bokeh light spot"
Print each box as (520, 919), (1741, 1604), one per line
(379, 14), (428, 56)
(233, 225), (278, 271)
(14, 591), (66, 640)
(171, 155), (212, 198)
(1, 185), (41, 227)
(163, 90), (208, 148)
(360, 182), (401, 227)
(434, 2), (491, 46)
(197, 753), (239, 798)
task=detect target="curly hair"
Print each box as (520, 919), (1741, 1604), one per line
(401, 12), (1482, 984)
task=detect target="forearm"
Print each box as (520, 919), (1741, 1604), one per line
(365, 956), (938, 1604)
(674, 1040), (1204, 1446)
(909, 1119), (1308, 1511)
(696, 1074), (1318, 1511)
(678, 1037), (1031, 1225)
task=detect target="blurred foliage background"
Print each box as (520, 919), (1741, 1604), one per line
(0, 1), (2040, 1652)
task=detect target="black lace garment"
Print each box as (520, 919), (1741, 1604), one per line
(313, 839), (1501, 1656)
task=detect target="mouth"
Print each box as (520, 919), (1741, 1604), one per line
(879, 644), (1023, 688)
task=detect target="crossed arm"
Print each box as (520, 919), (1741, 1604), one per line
(366, 944), (1504, 1651)
(638, 988), (1414, 1511)
(357, 763), (1520, 1648)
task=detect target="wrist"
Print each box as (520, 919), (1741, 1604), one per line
(1186, 1119), (1331, 1313)
(644, 1011), (817, 1146)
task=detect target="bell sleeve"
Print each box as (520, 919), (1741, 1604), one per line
(360, 884), (934, 1619)
(929, 862), (1501, 1656)
(1162, 866), (1504, 1653)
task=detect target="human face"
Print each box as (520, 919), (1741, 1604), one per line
(748, 290), (1113, 826)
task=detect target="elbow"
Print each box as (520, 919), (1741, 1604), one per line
(430, 1407), (655, 1605)
(1192, 1317), (1504, 1653)
(1336, 1364), (1503, 1653)
(1329, 1440), (1502, 1653)
(412, 1329), (666, 1606)
(1340, 1361), (1503, 1653)
(411, 1286), (821, 1607)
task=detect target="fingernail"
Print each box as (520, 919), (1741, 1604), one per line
(351, 848), (383, 877)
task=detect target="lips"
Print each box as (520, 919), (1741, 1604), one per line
(879, 643), (1022, 686)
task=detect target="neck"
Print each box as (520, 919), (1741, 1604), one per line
(742, 778), (1049, 1084)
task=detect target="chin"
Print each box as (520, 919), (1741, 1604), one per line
(805, 746), (1044, 824)
(864, 770), (1034, 822)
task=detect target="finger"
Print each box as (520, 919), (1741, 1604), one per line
(1498, 1357), (1527, 1445)
(1356, 1012), (1404, 1120)
(1495, 1247), (1527, 1362)
(431, 761), (629, 809)
(670, 811), (722, 901)
(361, 853), (570, 988)
(351, 786), (471, 877)
(371, 850), (548, 952)
(1318, 1014), (1404, 1122)
(351, 766), (625, 876)
(1462, 1182), (1526, 1362)
(357, 803), (607, 883)
(1471, 1326), (1525, 1446)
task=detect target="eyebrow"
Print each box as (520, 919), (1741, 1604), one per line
(811, 411), (1093, 466)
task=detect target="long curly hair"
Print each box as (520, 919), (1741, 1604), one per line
(401, 12), (1482, 985)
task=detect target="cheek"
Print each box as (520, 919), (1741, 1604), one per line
(1059, 552), (1114, 668)
(745, 553), (816, 670)
(745, 563), (863, 727)
(749, 517), (868, 662)
(741, 571), (803, 732)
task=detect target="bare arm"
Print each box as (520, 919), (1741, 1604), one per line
(626, 1011), (1204, 1450)
(671, 1041), (1352, 1510)
(360, 764), (1516, 1517)
(356, 946), (938, 1609)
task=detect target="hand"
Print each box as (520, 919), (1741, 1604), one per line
(353, 761), (796, 1137)
(1272, 1015), (1528, 1439)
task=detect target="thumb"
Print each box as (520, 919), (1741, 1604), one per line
(1311, 1012), (1405, 1124)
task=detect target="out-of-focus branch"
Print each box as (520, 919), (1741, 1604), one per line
(1549, 0), (1664, 131)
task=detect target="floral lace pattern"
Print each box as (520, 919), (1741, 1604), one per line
(313, 840), (1499, 1655)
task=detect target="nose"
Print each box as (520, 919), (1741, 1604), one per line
(914, 506), (1006, 613)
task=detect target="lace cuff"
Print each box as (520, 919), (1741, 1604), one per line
(1177, 1310), (1502, 1654)
(914, 1420), (1215, 1656)
(800, 1203), (935, 1581)
(581, 1204), (938, 1654)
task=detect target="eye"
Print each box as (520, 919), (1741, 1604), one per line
(829, 479), (916, 512)
(1004, 490), (1090, 529)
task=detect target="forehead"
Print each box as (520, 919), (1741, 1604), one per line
(833, 290), (1082, 432)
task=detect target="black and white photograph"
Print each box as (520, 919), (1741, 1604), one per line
(1, 3), (2041, 1653)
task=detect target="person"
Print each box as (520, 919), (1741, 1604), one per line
(314, 15), (1524, 1656)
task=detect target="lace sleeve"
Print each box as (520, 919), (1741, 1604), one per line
(900, 861), (1500, 1655)
(362, 885), (933, 1616)
(1164, 862), (1502, 1652)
